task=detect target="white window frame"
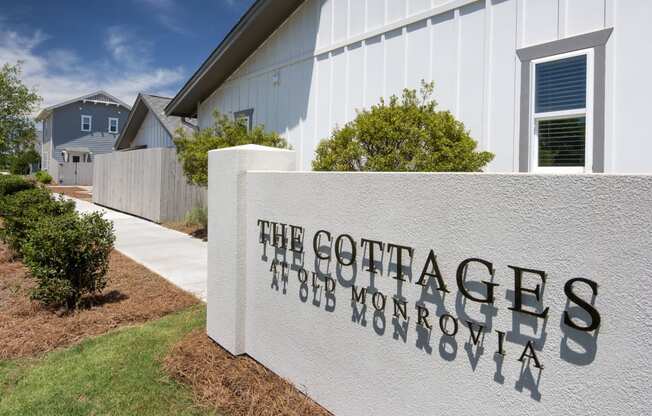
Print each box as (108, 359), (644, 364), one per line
(237, 114), (251, 132)
(81, 115), (92, 132)
(108, 117), (119, 134)
(529, 48), (594, 173)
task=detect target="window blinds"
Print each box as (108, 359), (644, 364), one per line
(537, 117), (586, 167)
(535, 55), (587, 113)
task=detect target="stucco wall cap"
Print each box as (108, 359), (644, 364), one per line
(210, 144), (295, 153)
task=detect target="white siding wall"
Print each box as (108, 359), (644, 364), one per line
(609, 0), (652, 173)
(198, 0), (648, 173)
(41, 115), (53, 171)
(132, 110), (174, 149)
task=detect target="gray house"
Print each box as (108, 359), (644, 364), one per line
(114, 93), (196, 151)
(35, 91), (131, 185)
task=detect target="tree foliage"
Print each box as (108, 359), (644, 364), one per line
(0, 62), (41, 167)
(10, 147), (40, 174)
(174, 111), (288, 186)
(312, 82), (494, 172)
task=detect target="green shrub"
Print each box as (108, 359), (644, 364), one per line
(29, 278), (74, 307)
(185, 205), (208, 229)
(23, 212), (115, 308)
(0, 188), (75, 254)
(312, 82), (494, 172)
(34, 170), (53, 184)
(0, 174), (34, 196)
(174, 112), (289, 186)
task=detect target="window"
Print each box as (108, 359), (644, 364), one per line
(108, 117), (119, 134)
(81, 115), (92, 132)
(234, 109), (254, 132)
(72, 155), (80, 163)
(530, 50), (593, 172)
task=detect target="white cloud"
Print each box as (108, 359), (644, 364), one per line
(105, 26), (151, 69)
(0, 28), (185, 115)
(134, 0), (187, 34)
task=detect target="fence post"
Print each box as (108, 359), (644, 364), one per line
(207, 144), (296, 355)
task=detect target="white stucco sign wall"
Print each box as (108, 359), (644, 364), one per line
(207, 145), (652, 416)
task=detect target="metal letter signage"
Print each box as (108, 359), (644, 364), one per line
(256, 218), (602, 382)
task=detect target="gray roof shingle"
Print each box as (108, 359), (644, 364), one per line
(115, 93), (197, 150)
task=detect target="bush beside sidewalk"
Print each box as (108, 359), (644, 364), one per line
(0, 175), (329, 416)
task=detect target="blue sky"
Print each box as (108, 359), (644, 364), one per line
(0, 0), (255, 111)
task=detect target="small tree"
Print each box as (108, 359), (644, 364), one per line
(10, 147), (40, 174)
(0, 62), (41, 168)
(313, 82), (494, 172)
(174, 111), (288, 186)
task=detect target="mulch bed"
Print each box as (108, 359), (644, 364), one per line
(0, 244), (199, 360)
(164, 330), (331, 416)
(48, 186), (92, 201)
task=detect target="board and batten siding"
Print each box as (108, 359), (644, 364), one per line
(93, 148), (206, 223)
(197, 0), (651, 173)
(131, 109), (175, 149)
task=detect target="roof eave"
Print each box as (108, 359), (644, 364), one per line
(114, 94), (147, 150)
(165, 0), (304, 118)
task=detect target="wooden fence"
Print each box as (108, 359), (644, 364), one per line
(93, 148), (206, 223)
(60, 162), (93, 185)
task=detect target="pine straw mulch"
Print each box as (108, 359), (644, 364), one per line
(48, 186), (92, 201)
(0, 244), (199, 360)
(164, 330), (332, 416)
(161, 222), (208, 241)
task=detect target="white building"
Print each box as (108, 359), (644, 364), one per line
(166, 0), (651, 173)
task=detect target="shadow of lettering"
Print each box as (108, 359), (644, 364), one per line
(464, 325), (486, 371)
(439, 335), (458, 361)
(312, 275), (323, 308)
(559, 297), (600, 365)
(325, 280), (336, 312)
(493, 353), (505, 384)
(438, 315), (459, 361)
(299, 281), (309, 303)
(415, 323), (433, 355)
(387, 245), (414, 300)
(392, 315), (409, 343)
(515, 359), (543, 401)
(336, 257), (357, 288)
(505, 288), (549, 351)
(455, 276), (499, 331)
(373, 310), (386, 336)
(291, 250), (305, 272)
(418, 268), (449, 317)
(351, 301), (367, 327)
(361, 239), (385, 278)
(313, 232), (332, 277)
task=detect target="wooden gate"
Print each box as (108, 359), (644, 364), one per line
(60, 162), (93, 185)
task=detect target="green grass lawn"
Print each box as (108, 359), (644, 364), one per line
(0, 305), (215, 416)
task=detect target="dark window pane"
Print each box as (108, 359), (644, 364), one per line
(537, 117), (586, 167)
(535, 55), (586, 113)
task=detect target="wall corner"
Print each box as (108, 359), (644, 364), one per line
(207, 145), (296, 355)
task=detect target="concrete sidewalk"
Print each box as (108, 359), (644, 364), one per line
(73, 198), (207, 301)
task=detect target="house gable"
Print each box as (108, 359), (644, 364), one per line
(115, 94), (195, 150)
(50, 99), (129, 162)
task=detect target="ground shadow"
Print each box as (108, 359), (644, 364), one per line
(80, 290), (129, 309)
